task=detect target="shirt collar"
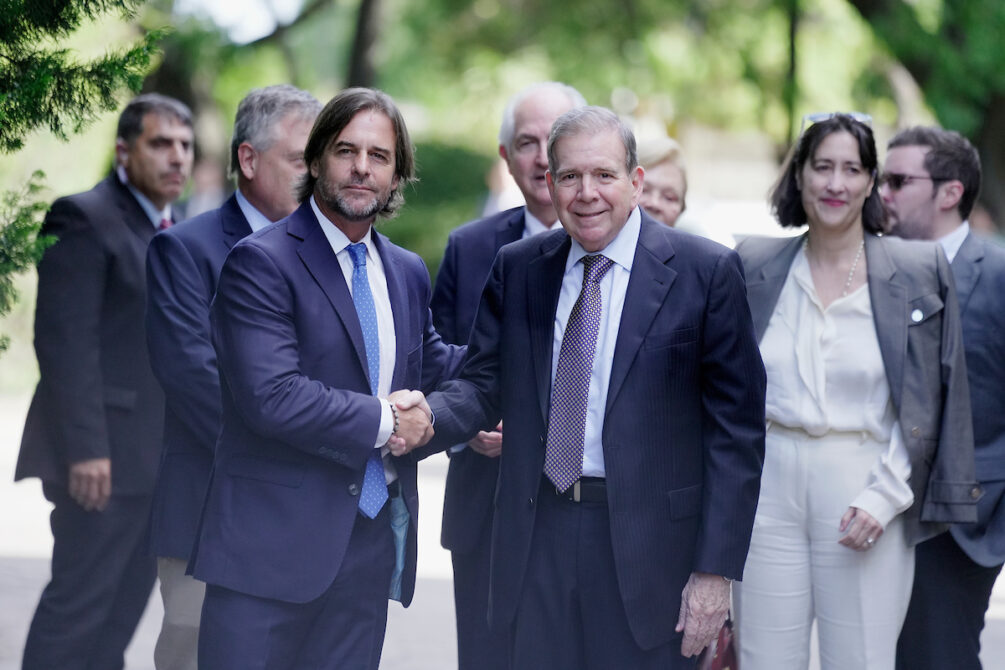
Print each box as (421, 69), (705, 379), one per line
(235, 188), (274, 233)
(310, 195), (375, 258)
(936, 221), (970, 263)
(565, 206), (641, 275)
(522, 209), (558, 238)
(117, 165), (171, 228)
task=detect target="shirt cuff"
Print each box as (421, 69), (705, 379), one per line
(375, 398), (393, 449)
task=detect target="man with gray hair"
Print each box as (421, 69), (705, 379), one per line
(420, 106), (765, 667)
(430, 80), (585, 670)
(18, 93), (194, 670)
(145, 84), (320, 670)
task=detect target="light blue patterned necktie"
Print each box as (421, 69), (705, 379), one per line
(543, 254), (615, 492)
(347, 242), (388, 518)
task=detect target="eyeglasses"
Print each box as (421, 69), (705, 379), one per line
(799, 112), (872, 136)
(877, 172), (950, 191)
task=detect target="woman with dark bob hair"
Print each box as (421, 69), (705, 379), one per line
(731, 114), (977, 669)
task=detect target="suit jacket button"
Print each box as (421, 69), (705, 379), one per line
(910, 426), (921, 438)
(348, 483), (360, 496)
(528, 497), (534, 506)
(971, 486), (982, 500)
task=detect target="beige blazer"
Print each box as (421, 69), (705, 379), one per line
(737, 232), (979, 545)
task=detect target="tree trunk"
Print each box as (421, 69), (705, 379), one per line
(976, 93), (1005, 225)
(347, 0), (380, 88)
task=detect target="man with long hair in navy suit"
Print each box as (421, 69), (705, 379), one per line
(145, 84), (320, 670)
(189, 88), (463, 670)
(420, 107), (766, 668)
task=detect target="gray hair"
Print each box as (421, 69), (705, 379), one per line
(117, 93), (192, 145)
(497, 82), (586, 150)
(547, 106), (637, 176)
(229, 85), (322, 178)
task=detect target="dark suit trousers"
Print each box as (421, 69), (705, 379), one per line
(451, 516), (509, 670)
(896, 531), (1002, 670)
(510, 484), (693, 670)
(198, 505), (394, 670)
(22, 485), (156, 670)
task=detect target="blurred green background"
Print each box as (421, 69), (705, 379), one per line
(3, 0), (1004, 392)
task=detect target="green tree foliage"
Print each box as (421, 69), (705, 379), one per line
(0, 0), (162, 152)
(0, 0), (161, 354)
(846, 0), (1005, 221)
(0, 172), (53, 352)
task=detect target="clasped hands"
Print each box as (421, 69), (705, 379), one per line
(385, 389), (434, 456)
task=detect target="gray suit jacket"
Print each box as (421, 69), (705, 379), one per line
(737, 232), (978, 545)
(949, 232), (1005, 567)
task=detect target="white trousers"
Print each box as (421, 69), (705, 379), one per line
(734, 425), (914, 670)
(154, 556), (205, 670)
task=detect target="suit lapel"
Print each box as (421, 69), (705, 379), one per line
(374, 231), (410, 391)
(745, 235), (804, 342)
(495, 207), (526, 250)
(605, 218), (676, 414)
(866, 234), (907, 412)
(292, 205), (371, 384)
(108, 175), (157, 244)
(951, 231), (983, 317)
(527, 234), (571, 423)
(220, 194), (253, 251)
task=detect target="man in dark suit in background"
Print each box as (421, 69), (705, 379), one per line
(145, 84), (320, 670)
(430, 81), (585, 670)
(422, 106), (766, 668)
(189, 88), (463, 670)
(16, 94), (194, 670)
(887, 127), (1005, 670)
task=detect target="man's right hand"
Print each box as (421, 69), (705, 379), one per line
(467, 422), (502, 458)
(68, 458), (111, 511)
(387, 389), (434, 455)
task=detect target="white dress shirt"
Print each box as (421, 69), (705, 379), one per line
(522, 209), (558, 238)
(310, 197), (397, 473)
(759, 246), (914, 526)
(550, 207), (641, 478)
(937, 221), (970, 263)
(235, 188), (275, 233)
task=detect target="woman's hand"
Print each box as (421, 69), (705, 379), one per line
(838, 506), (884, 551)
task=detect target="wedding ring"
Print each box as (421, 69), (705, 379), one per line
(865, 537), (875, 547)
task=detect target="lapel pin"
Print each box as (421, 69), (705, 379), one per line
(911, 309), (923, 323)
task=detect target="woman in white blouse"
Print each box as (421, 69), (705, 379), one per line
(732, 114), (977, 669)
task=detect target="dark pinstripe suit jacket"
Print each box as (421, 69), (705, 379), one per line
(428, 212), (767, 650)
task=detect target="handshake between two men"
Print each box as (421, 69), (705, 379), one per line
(385, 389), (435, 457)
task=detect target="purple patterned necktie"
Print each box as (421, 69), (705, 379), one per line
(543, 254), (615, 492)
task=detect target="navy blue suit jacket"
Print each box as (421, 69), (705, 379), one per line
(146, 194), (251, 560)
(950, 232), (1005, 567)
(18, 175), (166, 494)
(189, 202), (463, 606)
(428, 213), (766, 649)
(431, 206), (524, 553)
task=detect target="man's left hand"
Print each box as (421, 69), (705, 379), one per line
(675, 572), (730, 657)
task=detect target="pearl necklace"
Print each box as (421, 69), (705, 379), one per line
(842, 239), (865, 297)
(804, 237), (866, 297)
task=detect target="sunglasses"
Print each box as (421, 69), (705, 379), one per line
(877, 173), (950, 191)
(799, 112), (873, 136)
